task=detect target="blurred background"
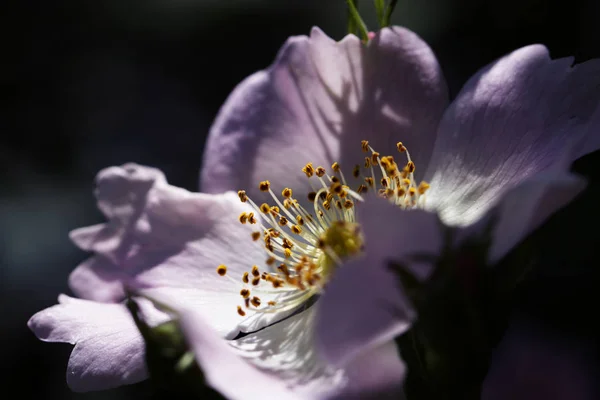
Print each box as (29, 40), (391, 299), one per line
(2, 0), (600, 398)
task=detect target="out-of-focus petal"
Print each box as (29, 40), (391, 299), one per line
(27, 295), (166, 392)
(68, 163), (273, 337)
(202, 26), (448, 205)
(316, 196), (443, 367)
(482, 320), (598, 400)
(425, 45), (600, 225)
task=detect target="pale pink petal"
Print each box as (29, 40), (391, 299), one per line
(202, 26), (448, 205)
(484, 160), (586, 263)
(316, 196), (443, 367)
(68, 163), (273, 336)
(178, 306), (306, 400)
(68, 256), (127, 302)
(232, 306), (405, 399)
(425, 45), (600, 226)
(27, 295), (166, 392)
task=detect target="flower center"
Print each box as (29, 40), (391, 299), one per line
(217, 140), (430, 317)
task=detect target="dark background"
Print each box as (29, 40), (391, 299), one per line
(2, 0), (600, 399)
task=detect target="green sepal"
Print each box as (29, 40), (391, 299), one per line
(381, 0), (399, 27)
(346, 0), (370, 41)
(373, 0), (385, 26)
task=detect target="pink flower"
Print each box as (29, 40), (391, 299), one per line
(29, 26), (600, 399)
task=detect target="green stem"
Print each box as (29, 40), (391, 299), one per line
(346, 0), (369, 41)
(374, 0), (385, 26)
(382, 0), (399, 27)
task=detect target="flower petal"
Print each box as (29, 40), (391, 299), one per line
(177, 306), (306, 400)
(234, 305), (406, 399)
(316, 196), (443, 367)
(233, 307), (345, 398)
(69, 163), (275, 337)
(27, 295), (166, 392)
(425, 45), (600, 226)
(482, 320), (597, 400)
(202, 26), (448, 204)
(484, 159), (586, 263)
(68, 256), (128, 302)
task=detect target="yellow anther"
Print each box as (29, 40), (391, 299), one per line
(216, 265), (227, 276)
(238, 190), (248, 203)
(240, 289), (250, 299)
(251, 265), (260, 277)
(282, 188), (293, 198)
(364, 157), (371, 168)
(335, 200), (342, 209)
(296, 215), (304, 225)
(266, 256), (276, 265)
(380, 156), (393, 168)
(237, 306), (246, 316)
(330, 182), (343, 194)
(357, 184), (367, 193)
(302, 163), (314, 178)
(371, 152), (380, 165)
(282, 238), (294, 249)
(242, 272), (249, 283)
(277, 264), (290, 276)
(401, 179), (411, 187)
(406, 161), (415, 173)
(251, 277), (260, 286)
(381, 177), (390, 188)
(251, 297), (261, 307)
(251, 232), (261, 241)
(284, 248), (292, 258)
(291, 225), (302, 234)
(409, 187), (417, 196)
(361, 140), (369, 152)
(343, 200), (354, 209)
(283, 199), (293, 209)
(332, 162), (341, 172)
(385, 188), (394, 198)
(365, 177), (374, 187)
(418, 181), (430, 194)
(397, 188), (406, 197)
(322, 200), (331, 210)
(248, 212), (257, 224)
(268, 301), (277, 306)
(260, 203), (271, 213)
(396, 142), (406, 152)
(278, 216), (288, 226)
(315, 166), (326, 177)
(272, 280), (283, 289)
(352, 165), (360, 178)
(259, 180), (271, 192)
(239, 212), (248, 224)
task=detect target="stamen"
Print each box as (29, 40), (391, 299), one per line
(228, 140), (428, 317)
(216, 264), (227, 276)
